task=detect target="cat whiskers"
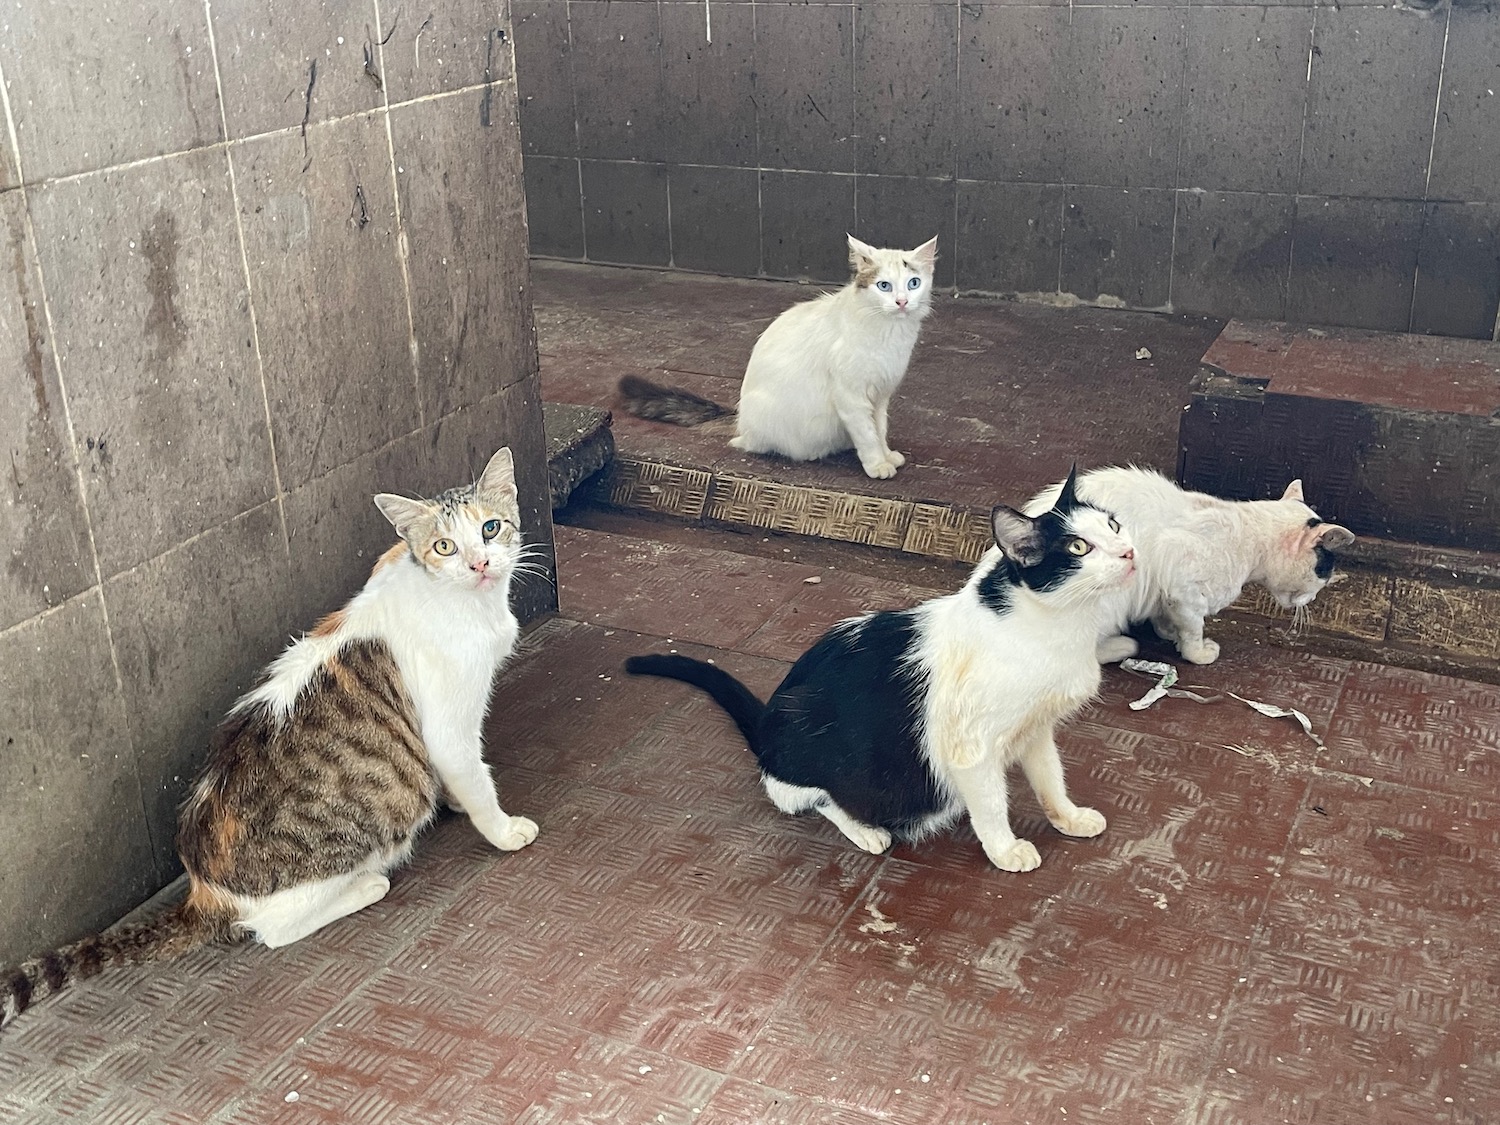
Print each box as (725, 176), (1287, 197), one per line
(1282, 601), (1311, 641)
(508, 542), (554, 584)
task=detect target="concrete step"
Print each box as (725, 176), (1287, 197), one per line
(536, 262), (1500, 684)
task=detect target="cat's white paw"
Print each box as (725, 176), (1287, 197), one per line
(1052, 806), (1107, 838)
(847, 824), (893, 855)
(1180, 638), (1221, 665)
(490, 815), (539, 851)
(862, 459), (900, 480)
(986, 838), (1042, 873)
(887, 450), (906, 468)
(1096, 635), (1139, 664)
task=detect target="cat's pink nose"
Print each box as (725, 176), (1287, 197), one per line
(470, 558), (488, 573)
(896, 297), (908, 309)
(1122, 548), (1135, 561)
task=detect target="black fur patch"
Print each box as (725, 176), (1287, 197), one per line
(39, 953), (67, 991)
(756, 612), (947, 836)
(6, 966), (32, 1011)
(1314, 545), (1336, 580)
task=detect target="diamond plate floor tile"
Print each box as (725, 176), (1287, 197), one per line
(1320, 660), (1500, 796)
(554, 525), (820, 648)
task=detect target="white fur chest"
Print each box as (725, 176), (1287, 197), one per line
(917, 596), (1101, 771)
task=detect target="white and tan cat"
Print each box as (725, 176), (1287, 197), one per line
(1028, 467), (1355, 665)
(620, 234), (938, 479)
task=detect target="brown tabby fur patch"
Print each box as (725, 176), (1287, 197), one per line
(0, 637), (439, 1029)
(179, 638), (436, 899)
(618, 373), (734, 427)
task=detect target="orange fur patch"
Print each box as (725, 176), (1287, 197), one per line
(310, 609), (346, 638)
(854, 260), (880, 288)
(371, 541), (409, 576)
(327, 654), (360, 695)
(186, 876), (238, 920)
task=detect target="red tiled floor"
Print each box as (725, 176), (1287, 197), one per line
(8, 260), (1498, 1125)
(7, 525), (1500, 1121)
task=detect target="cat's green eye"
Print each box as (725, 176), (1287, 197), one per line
(1107, 517), (1120, 533)
(1066, 538), (1092, 556)
(433, 538), (457, 556)
(482, 519), (503, 541)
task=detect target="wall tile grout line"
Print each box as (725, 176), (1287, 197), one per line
(371, 0), (427, 431)
(565, 0), (589, 260)
(1165, 2), (1194, 315)
(3, 80), (510, 193)
(202, 0), (291, 560)
(0, 51), (152, 871)
(1284, 0), (1319, 321)
(1408, 1), (1453, 335)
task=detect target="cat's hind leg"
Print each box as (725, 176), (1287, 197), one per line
(762, 775), (892, 854)
(1018, 727), (1106, 839)
(238, 869), (392, 949)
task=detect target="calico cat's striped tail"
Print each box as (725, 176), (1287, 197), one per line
(1, 881), (234, 1030)
(625, 654), (765, 750)
(618, 375), (734, 426)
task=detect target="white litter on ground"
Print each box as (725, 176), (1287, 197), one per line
(1120, 658), (1324, 746)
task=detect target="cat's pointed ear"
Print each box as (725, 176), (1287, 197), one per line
(1317, 524), (1355, 550)
(374, 494), (430, 540)
(846, 233), (879, 269)
(477, 447), (518, 502)
(1281, 479), (1305, 502)
(1054, 463), (1081, 511)
(911, 236), (938, 271)
(991, 505), (1046, 567)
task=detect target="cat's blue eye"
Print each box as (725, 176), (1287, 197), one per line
(482, 518), (503, 541)
(907, 277), (921, 291)
(876, 280), (893, 292)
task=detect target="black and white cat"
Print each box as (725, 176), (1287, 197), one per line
(626, 470), (1136, 872)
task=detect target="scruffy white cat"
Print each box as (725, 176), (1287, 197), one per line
(619, 234), (937, 479)
(629, 468), (1136, 872)
(1027, 467), (1355, 665)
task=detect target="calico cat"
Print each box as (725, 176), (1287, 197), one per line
(619, 234), (938, 479)
(0, 449), (540, 1029)
(627, 469), (1136, 872)
(1026, 467), (1355, 665)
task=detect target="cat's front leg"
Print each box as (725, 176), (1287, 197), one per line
(1157, 602), (1219, 665)
(430, 735), (538, 852)
(1019, 728), (1106, 839)
(874, 397), (905, 469)
(946, 759), (1040, 872)
(834, 388), (901, 479)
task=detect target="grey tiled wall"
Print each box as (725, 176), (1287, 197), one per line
(515, 0), (1500, 339)
(0, 0), (552, 965)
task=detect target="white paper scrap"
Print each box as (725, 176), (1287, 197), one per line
(1121, 659), (1177, 710)
(1119, 658), (1323, 745)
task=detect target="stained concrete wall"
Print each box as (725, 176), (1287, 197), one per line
(514, 0), (1500, 340)
(0, 0), (553, 966)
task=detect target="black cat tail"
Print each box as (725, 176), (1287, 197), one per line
(618, 374), (734, 427)
(625, 654), (765, 751)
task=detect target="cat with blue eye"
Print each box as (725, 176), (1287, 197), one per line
(620, 234), (938, 479)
